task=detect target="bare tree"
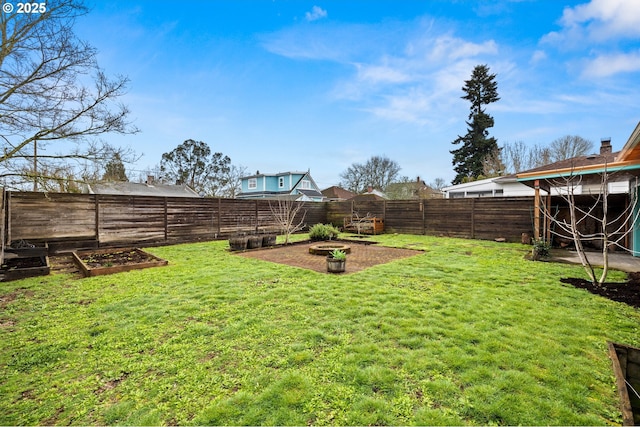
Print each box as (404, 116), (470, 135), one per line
(1, 140), (138, 190)
(481, 146), (506, 177)
(339, 155), (401, 193)
(268, 198), (306, 244)
(501, 137), (591, 175)
(541, 167), (639, 285)
(501, 141), (552, 174)
(549, 135), (594, 163)
(0, 0), (138, 190)
(430, 178), (447, 191)
(216, 164), (247, 198)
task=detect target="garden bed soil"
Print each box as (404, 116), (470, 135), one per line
(0, 256), (50, 282)
(72, 248), (168, 277)
(560, 274), (640, 308)
(237, 240), (422, 274)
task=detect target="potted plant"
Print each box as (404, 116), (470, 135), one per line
(326, 249), (347, 273)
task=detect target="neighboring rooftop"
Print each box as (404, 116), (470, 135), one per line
(85, 180), (200, 198)
(321, 186), (356, 201)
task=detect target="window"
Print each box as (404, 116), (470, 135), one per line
(301, 180), (311, 189)
(279, 177), (285, 188)
(248, 178), (257, 189)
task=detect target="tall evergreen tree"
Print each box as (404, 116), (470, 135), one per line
(450, 65), (500, 184)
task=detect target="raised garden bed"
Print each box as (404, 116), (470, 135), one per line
(0, 256), (50, 282)
(5, 241), (48, 259)
(72, 248), (168, 278)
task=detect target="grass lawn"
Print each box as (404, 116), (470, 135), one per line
(1, 234), (639, 425)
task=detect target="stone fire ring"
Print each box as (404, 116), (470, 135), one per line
(308, 243), (352, 256)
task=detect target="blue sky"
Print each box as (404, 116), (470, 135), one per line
(75, 0), (640, 188)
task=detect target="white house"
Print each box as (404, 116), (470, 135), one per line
(441, 175), (535, 199)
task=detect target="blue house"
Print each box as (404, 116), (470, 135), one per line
(237, 170), (325, 201)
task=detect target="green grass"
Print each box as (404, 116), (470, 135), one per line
(1, 234), (639, 425)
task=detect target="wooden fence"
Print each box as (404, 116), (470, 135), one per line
(3, 191), (535, 252)
(326, 197), (534, 240)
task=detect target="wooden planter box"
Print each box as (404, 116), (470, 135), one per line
(343, 216), (384, 235)
(5, 242), (48, 259)
(1, 256), (50, 282)
(72, 248), (168, 278)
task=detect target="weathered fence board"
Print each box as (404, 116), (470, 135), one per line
(167, 198), (218, 242)
(8, 192), (96, 242)
(98, 195), (165, 245)
(385, 201), (424, 234)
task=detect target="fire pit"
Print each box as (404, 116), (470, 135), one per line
(308, 243), (351, 256)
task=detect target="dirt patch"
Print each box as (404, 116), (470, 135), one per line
(560, 274), (640, 308)
(237, 240), (422, 274)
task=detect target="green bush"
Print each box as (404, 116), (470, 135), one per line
(309, 223), (340, 241)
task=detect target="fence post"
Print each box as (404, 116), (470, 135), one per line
(217, 198), (221, 237)
(255, 200), (259, 234)
(421, 201), (425, 235)
(470, 198), (476, 239)
(94, 194), (100, 246)
(164, 197), (168, 242)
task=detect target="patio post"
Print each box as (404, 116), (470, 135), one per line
(534, 179), (540, 240)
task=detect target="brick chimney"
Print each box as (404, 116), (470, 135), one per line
(600, 138), (612, 154)
(147, 175), (154, 185)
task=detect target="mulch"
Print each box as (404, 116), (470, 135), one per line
(235, 240), (423, 274)
(561, 275), (640, 308)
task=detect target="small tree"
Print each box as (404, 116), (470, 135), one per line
(268, 198), (307, 244)
(102, 153), (128, 182)
(541, 166), (639, 285)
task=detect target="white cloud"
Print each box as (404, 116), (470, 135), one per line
(552, 0), (640, 42)
(582, 51), (640, 78)
(305, 6), (327, 22)
(429, 36), (498, 61)
(355, 63), (411, 85)
(530, 50), (547, 63)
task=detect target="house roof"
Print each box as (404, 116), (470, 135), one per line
(242, 171), (309, 179)
(297, 189), (324, 198)
(517, 122), (640, 183)
(322, 186), (356, 200)
(516, 152), (619, 181)
(86, 181), (201, 197)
